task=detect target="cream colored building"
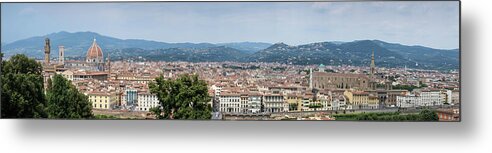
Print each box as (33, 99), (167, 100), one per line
(318, 93), (331, 111)
(247, 93), (262, 113)
(87, 92), (116, 110)
(240, 93), (249, 113)
(344, 90), (376, 109)
(368, 95), (379, 109)
(219, 92), (241, 113)
(58, 70), (74, 81)
(286, 94), (302, 112)
(137, 92), (160, 111)
(263, 94), (288, 113)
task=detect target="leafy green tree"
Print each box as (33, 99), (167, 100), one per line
(392, 84), (420, 91)
(418, 109), (439, 121)
(94, 114), (118, 119)
(289, 103), (298, 111)
(149, 74), (212, 119)
(149, 106), (163, 119)
(308, 103), (323, 111)
(1, 54), (47, 118)
(46, 77), (52, 91)
(333, 110), (438, 121)
(46, 74), (93, 119)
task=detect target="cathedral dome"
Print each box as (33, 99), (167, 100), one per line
(86, 38), (103, 60)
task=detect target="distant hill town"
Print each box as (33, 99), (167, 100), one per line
(1, 31), (459, 70)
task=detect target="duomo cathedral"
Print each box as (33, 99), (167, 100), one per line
(42, 37), (111, 85)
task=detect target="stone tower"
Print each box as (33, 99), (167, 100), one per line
(44, 38), (51, 65)
(107, 53), (111, 74)
(58, 46), (64, 64)
(370, 49), (375, 78)
(309, 68), (313, 89)
(369, 49), (377, 90)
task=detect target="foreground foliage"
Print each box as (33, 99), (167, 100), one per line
(1, 54), (47, 118)
(149, 74), (212, 120)
(333, 109), (439, 121)
(1, 54), (93, 119)
(93, 114), (118, 119)
(46, 74), (93, 119)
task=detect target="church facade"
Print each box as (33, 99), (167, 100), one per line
(310, 50), (377, 91)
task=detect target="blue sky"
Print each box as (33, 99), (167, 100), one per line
(1, 2), (459, 49)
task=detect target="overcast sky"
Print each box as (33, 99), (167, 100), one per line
(1, 1), (459, 49)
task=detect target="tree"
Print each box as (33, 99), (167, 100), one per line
(392, 84), (420, 92)
(149, 74), (212, 120)
(46, 78), (53, 91)
(1, 54), (47, 118)
(418, 109), (439, 121)
(289, 103), (298, 111)
(149, 106), (163, 119)
(46, 74), (93, 119)
(308, 103), (322, 111)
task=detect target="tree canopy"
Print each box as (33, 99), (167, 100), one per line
(418, 109), (439, 121)
(46, 74), (93, 119)
(149, 74), (212, 120)
(332, 109), (439, 121)
(1, 54), (47, 118)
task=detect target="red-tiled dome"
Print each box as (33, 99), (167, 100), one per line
(86, 39), (103, 59)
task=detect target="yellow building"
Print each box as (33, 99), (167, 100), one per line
(286, 94), (302, 112)
(87, 92), (116, 110)
(368, 95), (379, 109)
(344, 90), (369, 109)
(344, 90), (379, 109)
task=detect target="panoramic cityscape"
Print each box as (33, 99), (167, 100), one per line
(0, 2), (459, 121)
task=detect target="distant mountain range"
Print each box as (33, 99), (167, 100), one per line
(216, 42), (273, 54)
(2, 31), (225, 57)
(1, 31), (459, 70)
(248, 40), (459, 70)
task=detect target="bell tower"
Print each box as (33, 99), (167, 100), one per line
(58, 46), (64, 64)
(44, 38), (51, 65)
(370, 49), (375, 79)
(369, 49), (377, 90)
(107, 53), (111, 74)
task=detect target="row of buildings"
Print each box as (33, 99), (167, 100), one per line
(396, 89), (459, 108)
(86, 89), (160, 111)
(213, 50), (459, 114)
(214, 84), (458, 114)
(42, 38), (162, 112)
(39, 37), (460, 116)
